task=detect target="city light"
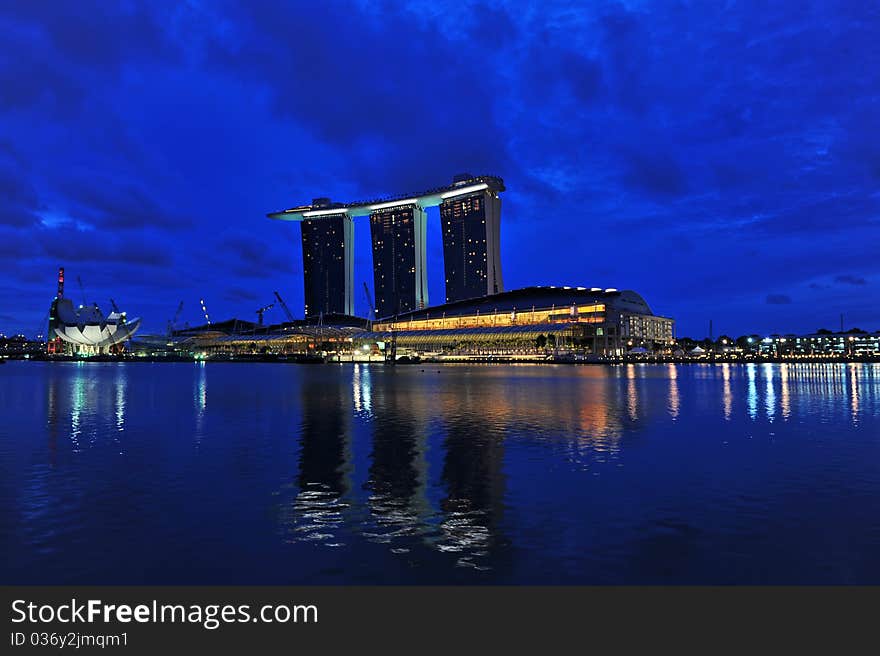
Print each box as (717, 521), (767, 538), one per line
(302, 208), (349, 217)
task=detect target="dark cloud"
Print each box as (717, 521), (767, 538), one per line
(835, 274), (867, 286)
(224, 287), (259, 303)
(0, 226), (37, 257)
(1, 1), (880, 335)
(468, 3), (520, 49)
(204, 2), (511, 192)
(0, 145), (41, 227)
(56, 174), (192, 231)
(38, 224), (172, 268)
(751, 193), (880, 236)
(766, 294), (793, 305)
(0, 1), (180, 109)
(623, 150), (688, 197)
(216, 231), (293, 279)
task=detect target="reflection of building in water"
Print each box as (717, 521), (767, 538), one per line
(721, 363), (732, 421)
(779, 364), (791, 419)
(747, 363), (758, 420)
(193, 362), (207, 444)
(741, 363), (870, 423)
(848, 364), (860, 420)
(352, 364), (372, 415)
(667, 364), (680, 420)
(46, 372), (59, 465)
(626, 365), (639, 421)
(44, 364), (128, 454)
(763, 363), (776, 420)
(281, 376), (353, 546)
(362, 378), (430, 546)
(436, 386), (507, 570)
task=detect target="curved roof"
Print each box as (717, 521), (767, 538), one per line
(50, 298), (141, 346)
(267, 174), (505, 221)
(379, 286), (660, 321)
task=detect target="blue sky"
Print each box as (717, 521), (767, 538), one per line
(1, 0), (878, 338)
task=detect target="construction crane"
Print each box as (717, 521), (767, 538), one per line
(273, 291), (295, 322)
(76, 276), (87, 307)
(363, 282), (376, 321)
(200, 299), (212, 325)
(166, 301), (184, 336)
(255, 302), (274, 326)
(35, 310), (49, 341)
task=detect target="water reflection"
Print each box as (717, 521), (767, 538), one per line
(362, 381), (429, 550)
(437, 409), (506, 571)
(281, 376), (353, 547)
(193, 363), (207, 445)
(667, 364), (680, 420)
(115, 370), (126, 433)
(16, 361), (880, 584)
(780, 364), (791, 420)
(849, 364), (860, 422)
(763, 364), (776, 421)
(747, 363), (758, 420)
(626, 365), (639, 421)
(70, 370), (84, 451)
(573, 374), (622, 457)
(352, 364), (372, 416)
(721, 363), (732, 421)
(45, 364), (129, 454)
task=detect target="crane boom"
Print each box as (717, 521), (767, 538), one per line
(200, 299), (211, 325)
(166, 301), (184, 336)
(255, 302), (274, 326)
(273, 291), (295, 322)
(76, 276), (87, 306)
(363, 282), (375, 321)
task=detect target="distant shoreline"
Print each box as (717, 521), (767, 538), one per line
(4, 354), (880, 366)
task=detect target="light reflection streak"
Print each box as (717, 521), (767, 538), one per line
(626, 364), (638, 421)
(763, 363), (776, 420)
(115, 368), (126, 433)
(112, 366), (127, 454)
(849, 363), (860, 421)
(667, 364), (679, 420)
(69, 370), (84, 452)
(352, 364), (372, 415)
(194, 362), (207, 444)
(747, 363), (757, 420)
(721, 363), (732, 421)
(780, 364), (790, 420)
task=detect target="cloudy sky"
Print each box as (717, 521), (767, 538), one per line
(1, 0), (878, 338)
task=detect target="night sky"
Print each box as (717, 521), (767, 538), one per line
(1, 1), (878, 339)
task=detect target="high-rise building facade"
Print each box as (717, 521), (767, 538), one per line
(300, 213), (354, 317)
(439, 180), (504, 303)
(268, 175), (504, 319)
(369, 203), (428, 318)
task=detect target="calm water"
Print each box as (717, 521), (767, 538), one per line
(2, 361), (880, 584)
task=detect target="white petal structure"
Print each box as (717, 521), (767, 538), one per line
(50, 298), (141, 347)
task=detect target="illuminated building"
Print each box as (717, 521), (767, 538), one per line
(756, 331), (880, 357)
(369, 202), (428, 318)
(268, 175), (505, 319)
(439, 174), (504, 302)
(183, 286), (673, 359)
(299, 199), (355, 317)
(47, 267), (141, 354)
(363, 286), (674, 357)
